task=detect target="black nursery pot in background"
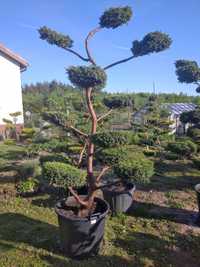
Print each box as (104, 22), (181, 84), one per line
(55, 196), (109, 259)
(195, 184), (200, 225)
(103, 182), (136, 214)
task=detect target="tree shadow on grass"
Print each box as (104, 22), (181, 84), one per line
(128, 200), (199, 226)
(138, 175), (200, 192)
(0, 213), (134, 267)
(113, 231), (200, 267)
(0, 213), (60, 254)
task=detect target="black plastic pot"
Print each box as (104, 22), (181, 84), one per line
(55, 196), (109, 259)
(102, 182), (136, 214)
(195, 184), (200, 225)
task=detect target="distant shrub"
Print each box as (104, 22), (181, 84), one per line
(98, 147), (130, 165)
(17, 160), (40, 179)
(39, 154), (71, 165)
(167, 140), (197, 157)
(114, 153), (154, 183)
(16, 178), (39, 194)
(20, 128), (36, 140)
(192, 156), (200, 169)
(143, 149), (158, 157)
(164, 152), (179, 160)
(187, 127), (200, 140)
(91, 131), (139, 148)
(4, 139), (16, 145)
(42, 162), (86, 188)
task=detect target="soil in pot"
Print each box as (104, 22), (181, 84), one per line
(55, 196), (109, 259)
(103, 182), (135, 214)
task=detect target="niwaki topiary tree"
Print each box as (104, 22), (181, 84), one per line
(38, 5), (172, 211)
(175, 60), (200, 93)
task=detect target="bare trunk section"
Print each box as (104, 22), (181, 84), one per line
(85, 87), (98, 209)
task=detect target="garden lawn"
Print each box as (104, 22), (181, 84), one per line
(0, 144), (200, 267)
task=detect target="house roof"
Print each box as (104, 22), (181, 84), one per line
(164, 103), (197, 115)
(0, 43), (28, 71)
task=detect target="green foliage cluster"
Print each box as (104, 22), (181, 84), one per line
(103, 95), (134, 109)
(188, 127), (200, 140)
(167, 140), (197, 157)
(99, 6), (132, 29)
(132, 32), (172, 57)
(38, 26), (73, 49)
(114, 153), (154, 183)
(16, 179), (39, 194)
(39, 154), (71, 165)
(42, 162), (86, 188)
(98, 147), (127, 165)
(91, 131), (139, 148)
(192, 156), (200, 169)
(17, 160), (40, 180)
(175, 60), (200, 86)
(67, 65), (107, 90)
(3, 139), (16, 145)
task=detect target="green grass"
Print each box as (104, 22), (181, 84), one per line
(0, 144), (200, 267)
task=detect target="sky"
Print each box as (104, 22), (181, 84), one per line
(1, 0), (200, 94)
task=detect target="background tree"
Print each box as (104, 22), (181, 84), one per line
(175, 59), (200, 93)
(38, 5), (172, 211)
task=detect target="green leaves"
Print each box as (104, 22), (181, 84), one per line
(67, 65), (107, 90)
(114, 153), (154, 184)
(38, 26), (73, 49)
(42, 162), (86, 188)
(99, 6), (133, 29)
(131, 31), (172, 57)
(91, 131), (138, 148)
(175, 60), (200, 84)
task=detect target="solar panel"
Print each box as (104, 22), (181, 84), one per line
(164, 103), (196, 115)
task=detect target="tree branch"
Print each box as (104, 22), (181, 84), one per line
(68, 187), (88, 207)
(68, 125), (88, 138)
(78, 142), (87, 166)
(96, 166), (110, 183)
(96, 180), (121, 190)
(104, 55), (135, 70)
(85, 27), (101, 65)
(65, 48), (89, 62)
(97, 109), (113, 122)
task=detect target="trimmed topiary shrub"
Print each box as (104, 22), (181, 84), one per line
(98, 147), (130, 165)
(164, 152), (179, 160)
(39, 154), (71, 165)
(39, 26), (73, 49)
(187, 127), (200, 140)
(17, 160), (41, 179)
(99, 6), (132, 29)
(131, 31), (172, 57)
(114, 153), (154, 183)
(42, 162), (86, 188)
(67, 65), (107, 90)
(192, 156), (200, 169)
(91, 131), (139, 148)
(167, 140), (197, 157)
(4, 139), (16, 145)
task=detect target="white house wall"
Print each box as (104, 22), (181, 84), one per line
(0, 52), (24, 125)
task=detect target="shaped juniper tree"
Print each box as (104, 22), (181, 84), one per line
(39, 6), (172, 211)
(175, 60), (200, 92)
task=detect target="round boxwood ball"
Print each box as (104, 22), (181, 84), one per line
(67, 65), (107, 90)
(99, 6), (133, 29)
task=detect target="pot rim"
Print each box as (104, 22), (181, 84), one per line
(55, 196), (109, 222)
(102, 181), (136, 195)
(195, 184), (200, 193)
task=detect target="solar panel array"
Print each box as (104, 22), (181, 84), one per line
(164, 103), (197, 115)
